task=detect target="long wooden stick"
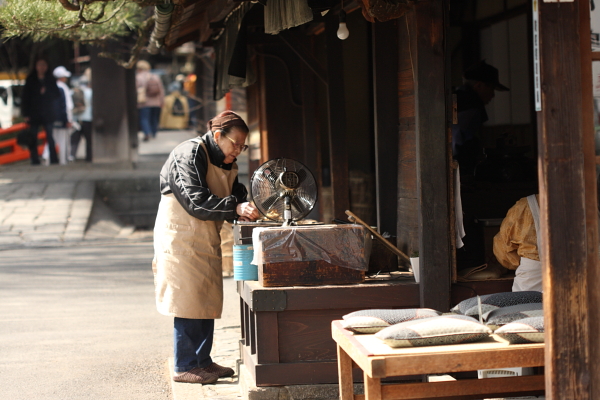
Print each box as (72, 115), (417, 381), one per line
(345, 210), (410, 263)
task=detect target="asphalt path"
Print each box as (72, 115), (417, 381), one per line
(0, 239), (174, 400)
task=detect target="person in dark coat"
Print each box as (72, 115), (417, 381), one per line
(451, 60), (509, 178)
(21, 58), (60, 165)
(153, 111), (259, 384)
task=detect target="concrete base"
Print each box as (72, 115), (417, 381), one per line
(238, 363), (363, 400)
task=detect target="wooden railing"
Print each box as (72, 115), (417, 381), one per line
(0, 122), (46, 165)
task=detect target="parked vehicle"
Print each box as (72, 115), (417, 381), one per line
(0, 78), (25, 129)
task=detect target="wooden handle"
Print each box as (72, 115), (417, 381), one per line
(345, 210), (410, 263)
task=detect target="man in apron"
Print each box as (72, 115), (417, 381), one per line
(493, 195), (543, 292)
(153, 111), (259, 384)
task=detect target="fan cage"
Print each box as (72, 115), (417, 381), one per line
(250, 158), (318, 222)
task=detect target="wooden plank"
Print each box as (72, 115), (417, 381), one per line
(239, 280), (420, 311)
(382, 346), (544, 376)
(410, 0), (452, 310)
(279, 309), (363, 363)
(254, 312), (280, 364)
(397, 133), (417, 198)
(537, 2), (592, 399)
(380, 375), (544, 399)
(251, 357), (341, 386)
(337, 345), (355, 400)
(579, 3), (600, 399)
(372, 19), (400, 235)
(364, 372), (382, 400)
(249, 305), (256, 355)
(259, 260), (365, 287)
(325, 11), (350, 221)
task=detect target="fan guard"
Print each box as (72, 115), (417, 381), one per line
(250, 158), (318, 224)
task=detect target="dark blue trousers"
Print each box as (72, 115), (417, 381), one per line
(173, 317), (214, 372)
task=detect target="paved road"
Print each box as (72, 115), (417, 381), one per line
(0, 130), (243, 400)
(0, 239), (242, 400)
(0, 241), (172, 400)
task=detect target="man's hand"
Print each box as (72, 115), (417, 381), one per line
(236, 202), (259, 221)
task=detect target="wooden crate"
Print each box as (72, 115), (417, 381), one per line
(259, 260), (365, 287)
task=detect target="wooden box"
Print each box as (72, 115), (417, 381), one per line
(259, 260), (365, 287)
(254, 224), (370, 287)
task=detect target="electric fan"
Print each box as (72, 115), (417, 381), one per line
(250, 158), (318, 226)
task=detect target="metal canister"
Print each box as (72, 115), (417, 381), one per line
(233, 244), (258, 281)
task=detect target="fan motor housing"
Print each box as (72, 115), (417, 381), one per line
(280, 171), (300, 189)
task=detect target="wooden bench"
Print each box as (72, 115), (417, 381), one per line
(332, 320), (545, 400)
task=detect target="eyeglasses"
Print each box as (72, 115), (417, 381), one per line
(223, 135), (249, 152)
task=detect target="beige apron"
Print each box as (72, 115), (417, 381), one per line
(152, 140), (238, 319)
(512, 194), (543, 292)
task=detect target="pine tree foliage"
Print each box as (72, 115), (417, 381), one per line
(0, 0), (147, 43)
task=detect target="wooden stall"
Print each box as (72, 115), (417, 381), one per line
(161, 0), (600, 396)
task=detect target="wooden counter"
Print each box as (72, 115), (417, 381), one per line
(237, 276), (517, 386)
(237, 279), (420, 386)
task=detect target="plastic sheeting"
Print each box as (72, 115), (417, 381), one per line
(264, 0), (314, 35)
(251, 224), (372, 271)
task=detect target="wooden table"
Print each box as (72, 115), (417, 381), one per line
(332, 320), (545, 400)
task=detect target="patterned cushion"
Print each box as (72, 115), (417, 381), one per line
(495, 316), (544, 344)
(342, 308), (442, 334)
(451, 291), (543, 319)
(375, 314), (492, 348)
(485, 303), (543, 329)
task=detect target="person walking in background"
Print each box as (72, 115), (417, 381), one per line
(21, 58), (60, 165)
(51, 66), (73, 165)
(136, 60), (164, 142)
(70, 70), (93, 162)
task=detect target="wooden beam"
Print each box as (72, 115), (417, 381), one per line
(325, 11), (350, 221)
(579, 2), (600, 399)
(410, 0), (452, 311)
(372, 19), (400, 235)
(537, 1), (594, 398)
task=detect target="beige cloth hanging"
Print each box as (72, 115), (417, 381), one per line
(152, 141), (238, 319)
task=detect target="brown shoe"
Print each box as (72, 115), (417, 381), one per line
(200, 362), (235, 378)
(173, 368), (219, 384)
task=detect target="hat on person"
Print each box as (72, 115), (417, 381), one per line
(463, 60), (509, 91)
(53, 66), (71, 79)
(208, 110), (249, 133)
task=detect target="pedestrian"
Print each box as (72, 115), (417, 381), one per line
(152, 110), (259, 384)
(70, 70), (93, 162)
(21, 58), (60, 165)
(136, 60), (164, 141)
(51, 66), (73, 165)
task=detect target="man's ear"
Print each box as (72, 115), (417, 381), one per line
(213, 130), (221, 140)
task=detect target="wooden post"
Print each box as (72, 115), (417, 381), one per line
(372, 20), (400, 235)
(89, 46), (137, 163)
(410, 0), (452, 311)
(537, 1), (597, 398)
(325, 11), (350, 221)
(579, 2), (600, 399)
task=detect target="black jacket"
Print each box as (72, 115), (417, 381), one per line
(21, 72), (60, 123)
(159, 131), (248, 221)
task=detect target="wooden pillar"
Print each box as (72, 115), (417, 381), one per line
(372, 20), (400, 235)
(397, 14), (419, 261)
(537, 1), (597, 398)
(325, 11), (350, 221)
(89, 46), (137, 163)
(580, 2), (600, 398)
(410, 0), (452, 311)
